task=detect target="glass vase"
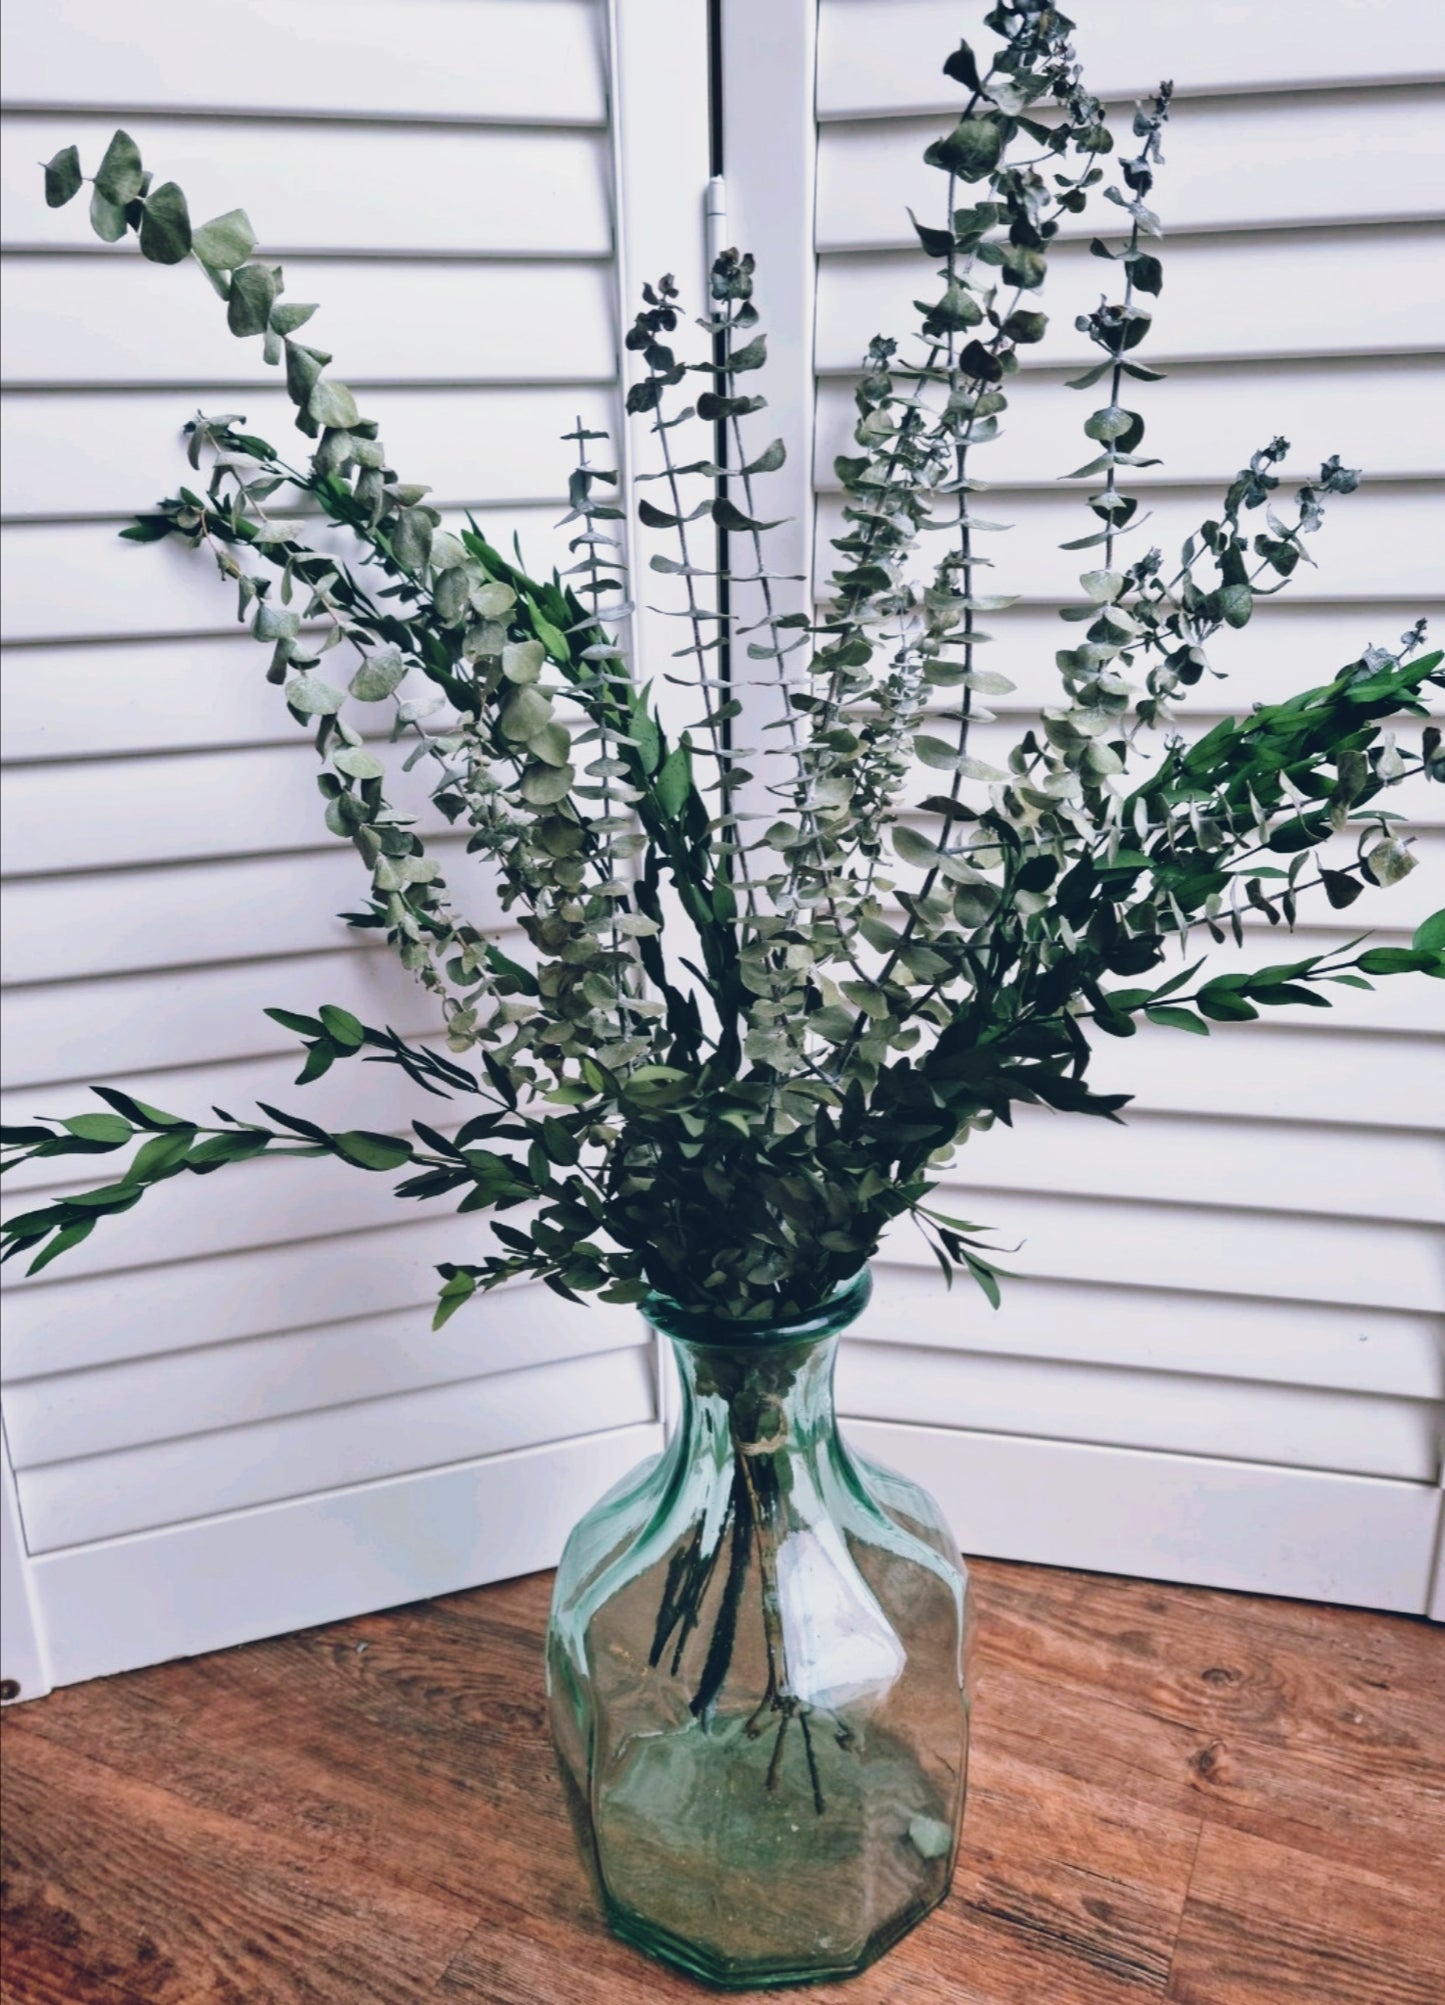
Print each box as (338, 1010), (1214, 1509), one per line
(546, 1269), (972, 1989)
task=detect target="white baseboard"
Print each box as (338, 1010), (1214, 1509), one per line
(846, 1417), (1444, 1614)
(17, 1421), (663, 1691)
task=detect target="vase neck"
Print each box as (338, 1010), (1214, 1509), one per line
(669, 1330), (842, 1468)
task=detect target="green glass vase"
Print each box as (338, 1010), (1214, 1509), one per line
(546, 1270), (972, 1989)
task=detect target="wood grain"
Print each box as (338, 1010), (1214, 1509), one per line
(3, 1558), (1442, 2003)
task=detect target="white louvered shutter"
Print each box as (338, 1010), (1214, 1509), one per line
(778, 0), (1444, 1611)
(0, 0), (714, 1694)
(2, 2), (1442, 1705)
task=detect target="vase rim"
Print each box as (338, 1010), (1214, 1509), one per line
(640, 1266), (872, 1348)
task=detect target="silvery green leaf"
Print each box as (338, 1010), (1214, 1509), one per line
(398, 694), (444, 723)
(520, 761), (575, 806)
(349, 646), (407, 701)
(527, 722), (572, 768)
(270, 301), (317, 335)
(501, 684), (553, 742)
(434, 568), (470, 625)
(192, 208), (256, 271)
(262, 324), (282, 366)
(914, 733), (963, 770)
(1083, 740), (1124, 777)
(1080, 568), (1126, 603)
(374, 854), (439, 890)
(254, 602), (301, 642)
(952, 884), (1000, 928)
(891, 826), (943, 869)
(502, 639), (545, 684)
(287, 672), (344, 716)
(392, 508), (433, 571)
(471, 581), (517, 619)
(333, 746), (385, 781)
(1367, 837), (1415, 885)
(429, 530), (469, 572)
(309, 378), (359, 429)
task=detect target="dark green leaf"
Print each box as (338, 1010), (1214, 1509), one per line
(138, 181), (191, 263)
(43, 145), (82, 208)
(1356, 947), (1439, 976)
(319, 1004), (366, 1050)
(93, 129), (144, 206)
(1144, 1005), (1209, 1035)
(332, 1130), (414, 1171)
(925, 116), (1004, 182)
(227, 262), (279, 338)
(61, 1113), (133, 1147)
(27, 1217), (96, 1276)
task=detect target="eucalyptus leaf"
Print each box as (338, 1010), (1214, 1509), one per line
(138, 181), (191, 263)
(286, 672), (345, 716)
(43, 146), (82, 208)
(192, 208), (256, 270)
(349, 646), (407, 701)
(93, 129), (144, 206)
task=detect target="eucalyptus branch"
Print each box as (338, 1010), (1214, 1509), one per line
(29, 11), (1443, 1325)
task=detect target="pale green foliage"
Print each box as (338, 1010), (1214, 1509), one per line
(9, 2), (1442, 1324)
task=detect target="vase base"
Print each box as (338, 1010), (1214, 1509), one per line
(602, 1882), (950, 1991)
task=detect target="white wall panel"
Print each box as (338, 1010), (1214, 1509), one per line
(811, 0), (1445, 1616)
(2, 117), (611, 256)
(18, 1346), (657, 1553)
(2, 385), (616, 521)
(1, 256), (616, 386)
(0, 0), (692, 1691)
(818, 1), (1445, 113)
(816, 230), (1445, 372)
(2, 0), (608, 125)
(818, 90), (1445, 246)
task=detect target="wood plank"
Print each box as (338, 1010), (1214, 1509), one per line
(1080, 1020), (1445, 1130)
(0, 945), (437, 1095)
(1, 116), (610, 257)
(879, 1187), (1444, 1313)
(0, 254), (616, 387)
(0, 735), (478, 875)
(19, 1423), (662, 1685)
(3, 1287), (647, 1466)
(862, 1263), (1445, 1400)
(818, 90), (1445, 247)
(1, 382), (617, 522)
(4, 1556), (1441, 1999)
(808, 601), (1445, 710)
(1, 0), (607, 124)
(815, 357), (1445, 489)
(838, 1341), (1441, 1482)
(15, 1344), (656, 1552)
(816, 480), (1445, 603)
(0, 1214), (524, 1378)
(816, 230), (1445, 371)
(971, 1563), (1445, 1888)
(1167, 1823), (1443, 2002)
(817, 0), (1445, 112)
(846, 1419), (1440, 1608)
(0, 506), (577, 642)
(0, 1726), (481, 2003)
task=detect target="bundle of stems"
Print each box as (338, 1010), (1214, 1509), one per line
(6, 1), (1441, 1350)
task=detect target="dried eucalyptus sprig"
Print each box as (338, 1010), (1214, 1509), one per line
(8, 0), (1441, 1327)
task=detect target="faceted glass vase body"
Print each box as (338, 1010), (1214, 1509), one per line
(546, 1271), (972, 1989)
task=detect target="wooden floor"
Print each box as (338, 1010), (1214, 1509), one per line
(2, 1558), (1442, 2004)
